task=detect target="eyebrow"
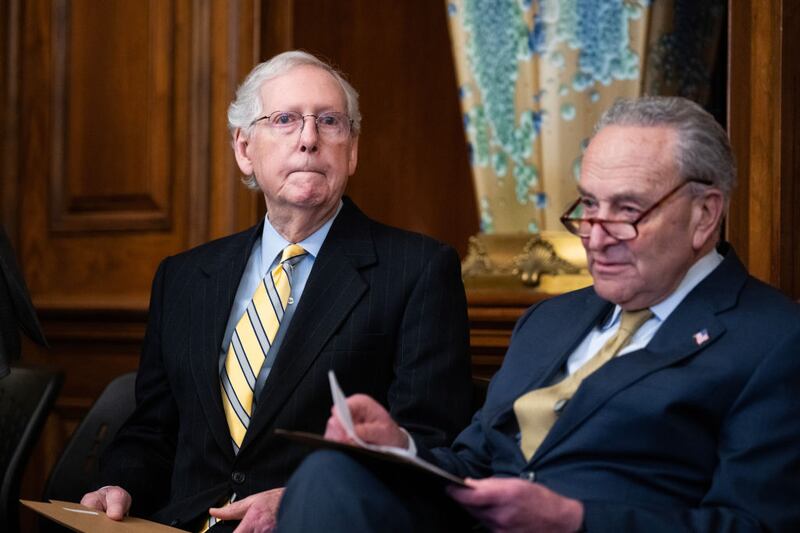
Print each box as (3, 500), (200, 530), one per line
(576, 186), (649, 206)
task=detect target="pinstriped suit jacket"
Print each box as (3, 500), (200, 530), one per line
(98, 198), (473, 528)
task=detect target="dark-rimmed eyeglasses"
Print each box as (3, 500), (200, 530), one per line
(560, 179), (713, 241)
(250, 111), (352, 140)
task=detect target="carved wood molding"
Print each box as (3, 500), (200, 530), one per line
(48, 0), (175, 232)
(468, 287), (553, 379)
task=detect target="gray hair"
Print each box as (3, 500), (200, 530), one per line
(228, 51), (361, 189)
(594, 96), (736, 199)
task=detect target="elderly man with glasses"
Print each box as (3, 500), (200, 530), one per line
(276, 96), (800, 533)
(79, 50), (473, 532)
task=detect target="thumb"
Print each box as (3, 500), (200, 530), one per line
(104, 489), (131, 521)
(209, 498), (247, 520)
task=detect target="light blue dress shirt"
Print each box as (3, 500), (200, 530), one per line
(218, 202), (342, 402)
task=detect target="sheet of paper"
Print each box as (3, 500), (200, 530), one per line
(325, 370), (467, 486)
(328, 370), (412, 457)
(21, 500), (184, 533)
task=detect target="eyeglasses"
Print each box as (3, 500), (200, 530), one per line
(560, 178), (713, 241)
(250, 111), (353, 140)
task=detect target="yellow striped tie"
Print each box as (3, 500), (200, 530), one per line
(514, 308), (653, 460)
(220, 244), (307, 452)
(203, 245), (307, 532)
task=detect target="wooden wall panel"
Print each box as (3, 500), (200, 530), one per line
(51, 0), (173, 232)
(5, 1), (262, 528)
(1, 0), (21, 238)
(262, 0), (479, 256)
(21, 0), (185, 311)
(728, 0), (800, 299)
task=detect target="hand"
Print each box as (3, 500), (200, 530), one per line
(209, 488), (284, 533)
(447, 478), (584, 533)
(79, 486), (132, 521)
(324, 393), (408, 448)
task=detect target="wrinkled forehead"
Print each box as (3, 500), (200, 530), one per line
(580, 125), (681, 195)
(258, 65), (348, 112)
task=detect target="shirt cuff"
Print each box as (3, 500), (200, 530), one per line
(399, 427), (417, 456)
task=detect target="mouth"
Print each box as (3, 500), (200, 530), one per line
(589, 257), (630, 275)
(290, 168), (325, 176)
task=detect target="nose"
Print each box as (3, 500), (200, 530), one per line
(298, 115), (319, 153)
(584, 220), (619, 251)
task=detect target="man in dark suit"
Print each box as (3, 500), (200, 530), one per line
(80, 50), (472, 531)
(276, 97), (800, 532)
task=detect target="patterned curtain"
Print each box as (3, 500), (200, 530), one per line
(447, 0), (725, 239)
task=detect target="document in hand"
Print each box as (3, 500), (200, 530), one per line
(274, 371), (468, 487)
(20, 500), (184, 532)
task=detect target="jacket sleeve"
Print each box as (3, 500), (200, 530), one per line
(387, 243), (473, 449)
(424, 303), (545, 479)
(96, 259), (178, 517)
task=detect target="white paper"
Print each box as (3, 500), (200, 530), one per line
(326, 370), (466, 484)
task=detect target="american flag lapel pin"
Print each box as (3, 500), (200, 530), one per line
(693, 329), (710, 346)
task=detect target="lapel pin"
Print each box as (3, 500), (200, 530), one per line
(693, 329), (710, 346)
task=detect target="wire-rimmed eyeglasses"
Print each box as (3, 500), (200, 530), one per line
(560, 178), (713, 241)
(250, 111), (353, 140)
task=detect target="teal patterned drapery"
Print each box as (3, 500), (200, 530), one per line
(447, 0), (724, 237)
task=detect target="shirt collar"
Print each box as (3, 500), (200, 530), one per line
(259, 200), (343, 276)
(601, 248), (724, 330)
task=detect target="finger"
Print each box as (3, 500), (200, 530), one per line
(209, 498), (248, 519)
(232, 515), (276, 533)
(355, 421), (405, 448)
(79, 492), (104, 511)
(324, 415), (348, 441)
(346, 394), (385, 422)
(231, 503), (277, 533)
(446, 481), (497, 507)
(104, 488), (131, 521)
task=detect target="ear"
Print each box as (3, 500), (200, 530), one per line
(233, 128), (254, 176)
(691, 188), (725, 250)
(347, 135), (359, 176)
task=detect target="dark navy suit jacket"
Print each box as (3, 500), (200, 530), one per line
(429, 245), (800, 532)
(98, 198), (472, 528)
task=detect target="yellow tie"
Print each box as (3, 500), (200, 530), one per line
(220, 244), (307, 452)
(203, 245), (307, 532)
(514, 308), (653, 460)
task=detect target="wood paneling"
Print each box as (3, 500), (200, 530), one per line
(263, 0), (479, 256)
(728, 0), (800, 299)
(6, 1), (262, 528)
(467, 288), (550, 379)
(1, 0), (21, 239)
(50, 0), (174, 232)
(4, 2), (800, 529)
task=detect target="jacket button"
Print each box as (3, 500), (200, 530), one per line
(519, 470), (536, 482)
(231, 471), (246, 484)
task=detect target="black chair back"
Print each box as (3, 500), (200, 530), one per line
(0, 366), (63, 533)
(43, 371), (136, 506)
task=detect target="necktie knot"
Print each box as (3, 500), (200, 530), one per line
(618, 308), (653, 336)
(280, 244), (308, 267)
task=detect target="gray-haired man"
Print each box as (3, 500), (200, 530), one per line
(277, 97), (800, 533)
(80, 50), (472, 532)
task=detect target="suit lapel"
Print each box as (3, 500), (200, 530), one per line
(531, 246), (747, 463)
(189, 223), (262, 458)
(242, 200), (376, 447)
(490, 290), (611, 427)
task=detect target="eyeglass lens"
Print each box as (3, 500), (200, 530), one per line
(265, 111), (350, 138)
